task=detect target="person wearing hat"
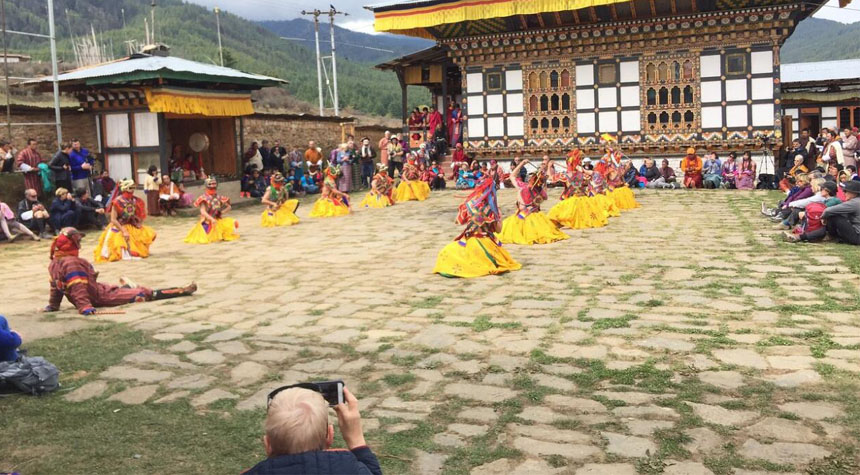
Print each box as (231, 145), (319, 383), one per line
(394, 155), (431, 202)
(785, 181), (843, 242)
(681, 147), (703, 188)
(94, 180), (156, 262)
(185, 177), (239, 244)
(309, 166), (351, 218)
(360, 163), (395, 208)
(499, 158), (569, 245)
(780, 178), (832, 228)
(358, 137), (376, 189)
(45, 227), (196, 315)
(260, 172), (299, 227)
(814, 179), (860, 244)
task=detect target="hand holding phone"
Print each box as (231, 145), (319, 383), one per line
(334, 387), (366, 450)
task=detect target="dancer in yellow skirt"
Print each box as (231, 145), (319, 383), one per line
(94, 179), (156, 262)
(499, 157), (569, 245)
(394, 157), (431, 202)
(433, 176), (521, 278)
(260, 172), (300, 227)
(359, 163), (395, 208)
(589, 170), (621, 218)
(184, 177), (239, 244)
(548, 150), (609, 230)
(309, 166), (350, 218)
(605, 167), (640, 210)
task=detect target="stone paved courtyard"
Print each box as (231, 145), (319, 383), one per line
(3, 188), (860, 474)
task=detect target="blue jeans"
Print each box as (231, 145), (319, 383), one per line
(361, 162), (374, 188)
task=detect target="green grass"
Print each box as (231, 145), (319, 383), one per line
(591, 314), (637, 331)
(382, 373), (417, 387)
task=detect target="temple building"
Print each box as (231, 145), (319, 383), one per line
(781, 58), (860, 138)
(368, 0), (852, 158)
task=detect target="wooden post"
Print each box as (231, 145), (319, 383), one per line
(237, 116), (245, 175)
(396, 68), (408, 137)
(156, 112), (169, 175)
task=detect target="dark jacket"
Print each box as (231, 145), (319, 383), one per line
(0, 315), (21, 362)
(643, 165), (661, 181)
(49, 151), (71, 183)
(244, 447), (382, 475)
(822, 196), (860, 234)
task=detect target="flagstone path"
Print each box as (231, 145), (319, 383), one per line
(3, 188), (859, 474)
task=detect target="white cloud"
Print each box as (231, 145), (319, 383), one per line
(812, 0), (860, 23)
(338, 19), (380, 35)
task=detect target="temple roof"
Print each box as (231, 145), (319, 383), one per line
(365, 0), (839, 39)
(781, 59), (860, 85)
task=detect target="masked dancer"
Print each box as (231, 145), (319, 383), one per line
(359, 163), (395, 208)
(310, 166), (350, 217)
(94, 179), (156, 262)
(499, 158), (569, 245)
(261, 172), (299, 227)
(184, 177), (239, 244)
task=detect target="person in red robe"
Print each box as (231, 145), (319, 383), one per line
(681, 147), (704, 188)
(16, 139), (45, 196)
(427, 106), (443, 139)
(450, 143), (468, 180)
(44, 228), (197, 315)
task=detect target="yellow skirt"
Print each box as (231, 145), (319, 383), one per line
(359, 193), (393, 208)
(94, 224), (156, 262)
(499, 211), (570, 245)
(548, 196), (608, 229)
(261, 200), (300, 227)
(610, 187), (640, 210)
(433, 236), (522, 278)
(309, 198), (350, 218)
(184, 218), (239, 244)
(395, 180), (430, 202)
(594, 193), (621, 218)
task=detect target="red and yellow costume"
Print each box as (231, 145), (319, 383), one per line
(682, 148), (703, 188)
(395, 158), (431, 202)
(184, 177), (239, 244)
(48, 228), (195, 315)
(548, 150), (609, 229)
(499, 160), (569, 245)
(94, 180), (156, 262)
(310, 167), (350, 217)
(605, 169), (640, 210)
(360, 164), (395, 208)
(433, 177), (521, 278)
(261, 172), (300, 227)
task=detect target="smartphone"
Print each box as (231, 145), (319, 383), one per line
(312, 380), (344, 407)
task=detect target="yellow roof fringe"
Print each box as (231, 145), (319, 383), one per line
(144, 87), (255, 117)
(373, 0), (630, 34)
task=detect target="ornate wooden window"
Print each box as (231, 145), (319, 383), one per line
(726, 53), (747, 75)
(523, 62), (575, 141)
(598, 64), (616, 85)
(641, 53), (700, 136)
(486, 73), (502, 91)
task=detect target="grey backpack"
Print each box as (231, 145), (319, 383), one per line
(0, 356), (60, 395)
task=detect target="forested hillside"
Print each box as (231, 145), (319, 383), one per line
(3, 0), (429, 117)
(781, 17), (860, 64)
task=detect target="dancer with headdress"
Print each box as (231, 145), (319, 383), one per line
(605, 166), (640, 210)
(94, 179), (157, 262)
(433, 176), (521, 278)
(359, 163), (395, 208)
(499, 157), (569, 245)
(47, 228), (196, 315)
(587, 168), (621, 218)
(184, 177), (239, 244)
(548, 150), (609, 229)
(309, 166), (350, 218)
(261, 172), (300, 227)
(394, 156), (431, 202)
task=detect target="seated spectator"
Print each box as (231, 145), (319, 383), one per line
(762, 173), (812, 220)
(788, 180), (860, 244)
(681, 148), (703, 188)
(423, 160), (446, 190)
(301, 169), (321, 194)
(92, 170), (115, 206)
(647, 159), (678, 189)
(242, 169), (267, 198)
(721, 152), (738, 189)
(702, 152), (722, 189)
(640, 158), (659, 186)
(244, 386), (381, 475)
(2, 200), (40, 242)
(17, 188), (51, 238)
(49, 188), (78, 232)
(0, 315), (22, 362)
(777, 177), (826, 228)
(457, 162), (480, 189)
(158, 175), (183, 216)
(736, 151), (757, 190)
(74, 188), (107, 230)
(845, 164), (858, 181)
(779, 154), (809, 191)
(621, 160), (639, 188)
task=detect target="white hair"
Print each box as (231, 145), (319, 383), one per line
(265, 388), (329, 456)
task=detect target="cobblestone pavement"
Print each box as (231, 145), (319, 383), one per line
(3, 188), (860, 474)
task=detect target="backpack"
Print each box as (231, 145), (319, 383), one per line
(803, 202), (827, 233)
(0, 356), (60, 395)
(38, 162), (55, 194)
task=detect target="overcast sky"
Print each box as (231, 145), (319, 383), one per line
(187, 0), (860, 34)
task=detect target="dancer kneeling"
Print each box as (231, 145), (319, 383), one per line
(47, 228), (196, 315)
(360, 163), (395, 208)
(184, 177), (239, 244)
(395, 157), (431, 202)
(549, 150), (609, 229)
(310, 167), (350, 218)
(94, 180), (156, 262)
(433, 177), (521, 278)
(499, 158), (569, 245)
(605, 167), (640, 210)
(260, 172), (299, 227)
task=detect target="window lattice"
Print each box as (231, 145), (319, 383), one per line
(641, 54), (700, 134)
(524, 63), (574, 138)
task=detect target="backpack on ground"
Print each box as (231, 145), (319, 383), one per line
(0, 356), (60, 395)
(801, 202), (827, 234)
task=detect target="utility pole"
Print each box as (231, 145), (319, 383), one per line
(1, 0), (11, 139)
(327, 6), (347, 117)
(214, 7), (223, 67)
(150, 0), (156, 44)
(47, 0), (62, 144)
(121, 8), (126, 29)
(301, 9), (324, 116)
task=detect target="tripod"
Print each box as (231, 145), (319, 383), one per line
(758, 141), (778, 190)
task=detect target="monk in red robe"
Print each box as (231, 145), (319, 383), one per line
(681, 147), (703, 188)
(44, 227), (196, 315)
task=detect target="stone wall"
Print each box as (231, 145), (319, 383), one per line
(3, 106), (99, 152)
(242, 113), (356, 155)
